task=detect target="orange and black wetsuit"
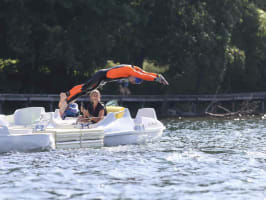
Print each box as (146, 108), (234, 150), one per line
(66, 64), (159, 103)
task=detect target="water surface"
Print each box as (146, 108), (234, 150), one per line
(1, 117), (265, 199)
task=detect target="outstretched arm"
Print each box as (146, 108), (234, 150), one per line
(106, 65), (169, 84)
(133, 66), (169, 85)
(133, 66), (158, 77)
(127, 66), (158, 81)
(106, 65), (156, 81)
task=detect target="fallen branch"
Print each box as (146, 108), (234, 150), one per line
(205, 100), (259, 117)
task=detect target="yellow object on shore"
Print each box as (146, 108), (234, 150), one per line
(106, 106), (125, 119)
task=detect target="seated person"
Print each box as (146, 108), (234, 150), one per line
(79, 89), (106, 123)
(58, 92), (79, 119)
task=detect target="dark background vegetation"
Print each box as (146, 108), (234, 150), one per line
(1, 0), (266, 95)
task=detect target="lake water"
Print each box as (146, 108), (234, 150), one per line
(0, 117), (265, 200)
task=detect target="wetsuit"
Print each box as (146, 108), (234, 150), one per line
(66, 65), (159, 103)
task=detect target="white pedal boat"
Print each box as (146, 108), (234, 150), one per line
(98, 107), (165, 146)
(0, 106), (165, 153)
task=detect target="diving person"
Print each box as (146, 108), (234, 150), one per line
(65, 64), (169, 103)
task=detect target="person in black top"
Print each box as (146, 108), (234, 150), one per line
(80, 89), (106, 123)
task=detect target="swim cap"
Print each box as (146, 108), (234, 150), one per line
(135, 77), (143, 84)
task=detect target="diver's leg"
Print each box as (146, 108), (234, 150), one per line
(66, 71), (105, 103)
(81, 70), (106, 91)
(66, 84), (84, 103)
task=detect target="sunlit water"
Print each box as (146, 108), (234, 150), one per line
(1, 117), (265, 200)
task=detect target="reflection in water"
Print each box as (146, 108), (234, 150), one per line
(0, 117), (265, 199)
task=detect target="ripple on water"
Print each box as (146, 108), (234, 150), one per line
(0, 118), (265, 200)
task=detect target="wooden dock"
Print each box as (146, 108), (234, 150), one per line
(0, 92), (266, 116)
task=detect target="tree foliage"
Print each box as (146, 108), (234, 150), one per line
(0, 0), (266, 94)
